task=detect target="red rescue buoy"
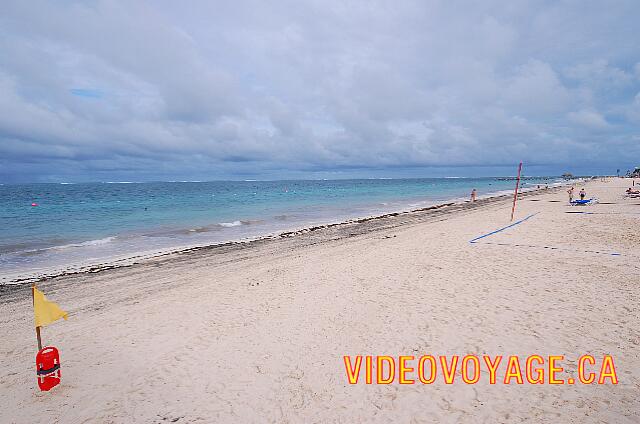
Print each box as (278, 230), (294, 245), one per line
(31, 203), (38, 207)
(36, 346), (61, 391)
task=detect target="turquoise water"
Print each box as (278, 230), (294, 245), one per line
(0, 177), (556, 282)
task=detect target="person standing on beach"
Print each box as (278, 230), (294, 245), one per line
(471, 188), (477, 202)
(567, 186), (574, 202)
(579, 188), (586, 200)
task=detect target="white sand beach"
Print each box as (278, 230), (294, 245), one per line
(1, 178), (639, 423)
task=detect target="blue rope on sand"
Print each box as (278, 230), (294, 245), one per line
(479, 242), (622, 257)
(565, 211), (640, 216)
(469, 213), (538, 244)
(469, 212), (622, 256)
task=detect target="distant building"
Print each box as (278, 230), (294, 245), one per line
(631, 167), (640, 178)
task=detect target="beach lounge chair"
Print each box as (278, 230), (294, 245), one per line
(570, 198), (596, 206)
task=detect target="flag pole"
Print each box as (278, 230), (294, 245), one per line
(510, 162), (523, 221)
(32, 284), (42, 350)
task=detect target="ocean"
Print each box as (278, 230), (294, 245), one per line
(0, 177), (559, 283)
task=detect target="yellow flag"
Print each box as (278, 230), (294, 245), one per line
(33, 286), (68, 328)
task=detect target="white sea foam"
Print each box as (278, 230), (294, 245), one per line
(219, 221), (243, 227)
(9, 236), (118, 257)
(50, 236), (117, 250)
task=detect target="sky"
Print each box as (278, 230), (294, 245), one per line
(1, 0), (639, 183)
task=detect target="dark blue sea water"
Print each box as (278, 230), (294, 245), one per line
(0, 177), (557, 283)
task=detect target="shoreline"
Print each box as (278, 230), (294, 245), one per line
(0, 183), (564, 288)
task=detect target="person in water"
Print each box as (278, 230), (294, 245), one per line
(471, 188), (477, 202)
(567, 186), (574, 202)
(579, 188), (586, 200)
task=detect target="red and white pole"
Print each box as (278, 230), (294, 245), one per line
(510, 162), (523, 221)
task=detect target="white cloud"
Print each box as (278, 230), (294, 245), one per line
(625, 93), (640, 122)
(567, 110), (609, 129)
(564, 60), (634, 89)
(502, 60), (571, 117)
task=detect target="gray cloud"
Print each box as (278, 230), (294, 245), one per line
(1, 0), (639, 182)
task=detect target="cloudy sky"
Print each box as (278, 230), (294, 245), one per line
(1, 1), (639, 182)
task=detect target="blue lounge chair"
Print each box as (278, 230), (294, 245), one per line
(570, 198), (594, 206)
